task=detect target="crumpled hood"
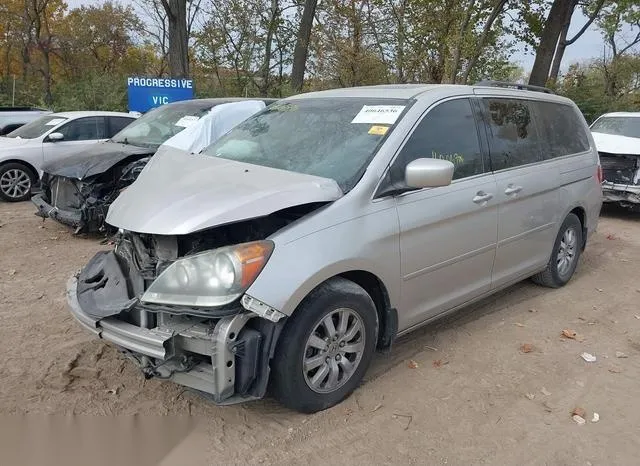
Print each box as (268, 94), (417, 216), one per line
(106, 148), (344, 235)
(592, 132), (640, 156)
(42, 141), (155, 179)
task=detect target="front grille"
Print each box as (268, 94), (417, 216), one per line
(51, 177), (80, 209)
(599, 153), (639, 185)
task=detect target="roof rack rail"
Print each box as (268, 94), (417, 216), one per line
(474, 80), (554, 94)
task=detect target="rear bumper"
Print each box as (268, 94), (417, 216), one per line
(66, 251), (276, 404)
(32, 193), (82, 227)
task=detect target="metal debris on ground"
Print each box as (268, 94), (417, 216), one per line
(580, 352), (597, 363)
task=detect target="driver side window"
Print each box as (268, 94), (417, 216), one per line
(389, 99), (485, 184)
(56, 117), (106, 141)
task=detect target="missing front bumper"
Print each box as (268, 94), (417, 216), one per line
(66, 251), (281, 404)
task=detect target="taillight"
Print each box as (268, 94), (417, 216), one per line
(596, 165), (603, 184)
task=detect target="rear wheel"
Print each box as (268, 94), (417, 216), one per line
(533, 213), (583, 288)
(0, 162), (35, 202)
(271, 277), (378, 413)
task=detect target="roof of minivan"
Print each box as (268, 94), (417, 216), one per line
(597, 112), (640, 118)
(53, 111), (134, 118)
(287, 84), (573, 103)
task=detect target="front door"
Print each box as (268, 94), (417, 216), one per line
(384, 98), (498, 331)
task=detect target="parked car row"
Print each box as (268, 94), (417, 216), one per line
(51, 82), (604, 413)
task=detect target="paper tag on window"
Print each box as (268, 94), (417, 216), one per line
(351, 105), (405, 125)
(45, 118), (66, 126)
(174, 115), (200, 128)
(368, 125), (389, 136)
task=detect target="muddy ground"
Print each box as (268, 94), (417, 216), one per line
(1, 201), (640, 465)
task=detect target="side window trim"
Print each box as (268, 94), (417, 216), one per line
(373, 96), (490, 200)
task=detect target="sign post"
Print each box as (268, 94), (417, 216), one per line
(127, 77), (194, 113)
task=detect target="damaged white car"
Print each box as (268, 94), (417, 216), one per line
(67, 84), (601, 412)
(591, 112), (640, 210)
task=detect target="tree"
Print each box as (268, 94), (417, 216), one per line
(529, 0), (577, 86)
(160, 0), (190, 77)
(291, 0), (318, 91)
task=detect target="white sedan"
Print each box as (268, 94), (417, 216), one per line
(0, 111), (137, 201)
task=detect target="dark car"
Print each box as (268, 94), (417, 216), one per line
(0, 107), (52, 135)
(32, 98), (277, 233)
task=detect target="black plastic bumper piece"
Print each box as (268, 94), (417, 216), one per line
(31, 193), (82, 227)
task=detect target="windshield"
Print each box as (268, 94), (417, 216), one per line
(202, 98), (409, 191)
(591, 116), (640, 139)
(111, 101), (214, 148)
(6, 115), (68, 139)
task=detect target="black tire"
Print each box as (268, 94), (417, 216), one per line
(0, 162), (35, 202)
(532, 213), (583, 288)
(271, 277), (378, 413)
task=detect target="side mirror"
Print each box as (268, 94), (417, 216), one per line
(405, 158), (454, 189)
(47, 132), (64, 142)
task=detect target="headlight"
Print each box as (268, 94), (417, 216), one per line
(141, 240), (274, 307)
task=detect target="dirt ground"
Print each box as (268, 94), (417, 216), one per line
(1, 201), (640, 465)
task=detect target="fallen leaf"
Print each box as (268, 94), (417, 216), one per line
(408, 360), (419, 369)
(562, 329), (577, 339)
(432, 359), (449, 368)
(572, 407), (586, 418)
(540, 387), (551, 396)
(592, 412), (600, 423)
(606, 233), (616, 240)
(525, 393), (535, 400)
(514, 323), (525, 327)
(572, 414), (586, 425)
(520, 343), (534, 353)
(615, 351), (628, 358)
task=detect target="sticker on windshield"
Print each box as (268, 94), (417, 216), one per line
(45, 118), (66, 126)
(351, 105), (405, 125)
(368, 125), (389, 136)
(174, 115), (200, 128)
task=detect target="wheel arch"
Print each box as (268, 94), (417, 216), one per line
(0, 159), (39, 181)
(567, 205), (587, 250)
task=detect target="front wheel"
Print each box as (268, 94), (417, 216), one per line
(271, 277), (378, 413)
(533, 213), (583, 288)
(0, 162), (35, 202)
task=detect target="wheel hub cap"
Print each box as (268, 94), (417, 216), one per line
(557, 227), (577, 277)
(302, 308), (366, 394)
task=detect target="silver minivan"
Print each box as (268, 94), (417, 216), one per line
(67, 82), (602, 412)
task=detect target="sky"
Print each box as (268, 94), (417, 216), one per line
(66, 0), (609, 73)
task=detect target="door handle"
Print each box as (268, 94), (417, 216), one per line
(504, 184), (523, 195)
(473, 191), (493, 204)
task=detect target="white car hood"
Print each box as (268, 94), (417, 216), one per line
(106, 147), (344, 235)
(592, 132), (640, 156)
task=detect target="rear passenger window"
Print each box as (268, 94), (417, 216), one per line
(391, 98), (485, 182)
(534, 101), (590, 158)
(482, 98), (542, 170)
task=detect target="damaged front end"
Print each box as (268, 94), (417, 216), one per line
(66, 210), (320, 404)
(599, 152), (640, 210)
(33, 157), (150, 234)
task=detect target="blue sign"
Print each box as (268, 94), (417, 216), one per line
(127, 76), (194, 113)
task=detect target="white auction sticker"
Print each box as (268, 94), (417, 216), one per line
(351, 105), (405, 125)
(45, 118), (67, 126)
(174, 115), (200, 128)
